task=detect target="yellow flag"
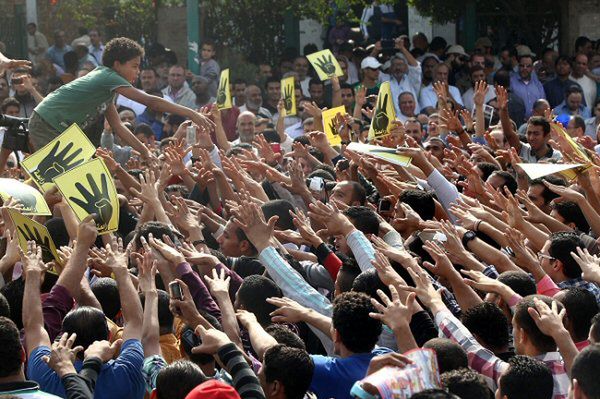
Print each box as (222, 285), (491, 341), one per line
(8, 209), (61, 269)
(347, 142), (412, 167)
(21, 124), (96, 192)
(216, 69), (232, 110)
(368, 82), (396, 140)
(53, 158), (119, 235)
(0, 178), (51, 216)
(322, 106), (346, 146)
(281, 76), (296, 116)
(307, 49), (344, 81)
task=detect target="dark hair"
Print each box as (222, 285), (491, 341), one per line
(91, 278), (121, 320)
(0, 317), (22, 377)
(552, 201), (589, 233)
(308, 147), (325, 163)
(265, 324), (306, 350)
(0, 279), (24, 329)
(493, 70), (511, 88)
(462, 302), (510, 351)
(265, 77), (280, 90)
(497, 271), (536, 297)
(352, 269), (389, 303)
(0, 294), (10, 319)
(346, 181), (367, 205)
(514, 295), (563, 352)
(1, 97), (20, 113)
(293, 136), (311, 146)
(134, 123), (155, 138)
(530, 176), (567, 205)
(263, 345), (314, 399)
(592, 313), (600, 343)
(180, 313), (222, 365)
(489, 171), (517, 194)
(102, 37), (144, 68)
(476, 162), (500, 181)
(423, 338), (468, 373)
(559, 287), (599, 342)
(429, 36), (447, 52)
(231, 255), (263, 277)
(156, 360), (207, 399)
(575, 36), (592, 52)
(343, 206), (379, 235)
(340, 83), (354, 93)
(332, 292), (381, 353)
(134, 221), (177, 250)
(548, 231), (584, 279)
(308, 78), (323, 89)
(261, 200), (295, 231)
(400, 189), (436, 220)
(555, 55), (571, 66)
(469, 64), (485, 77)
(440, 368), (493, 399)
(570, 116), (586, 133)
(261, 129), (281, 144)
(62, 306), (110, 352)
(527, 116), (551, 135)
(237, 275), (282, 326)
(410, 389), (458, 399)
(499, 355), (554, 399)
(571, 344), (600, 399)
(336, 254), (361, 293)
(63, 51), (79, 71)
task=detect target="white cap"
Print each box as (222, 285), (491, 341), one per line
(447, 45), (469, 57)
(361, 56), (382, 70)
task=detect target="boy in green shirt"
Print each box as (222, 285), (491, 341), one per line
(29, 37), (213, 158)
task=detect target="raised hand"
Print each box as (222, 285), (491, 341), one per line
(69, 173), (113, 230)
(203, 268), (230, 297)
(84, 339), (122, 362)
(267, 296), (310, 323)
(148, 233), (185, 265)
(570, 247), (600, 284)
(307, 200), (354, 237)
(19, 240), (48, 277)
(472, 80), (488, 107)
(527, 298), (566, 338)
(33, 141), (84, 185)
(41, 332), (82, 378)
(369, 285), (417, 332)
(191, 325), (231, 355)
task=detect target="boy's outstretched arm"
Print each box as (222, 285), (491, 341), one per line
(115, 86), (214, 131)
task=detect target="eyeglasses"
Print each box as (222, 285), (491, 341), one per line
(537, 252), (555, 261)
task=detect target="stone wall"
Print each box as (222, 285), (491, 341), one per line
(157, 5), (188, 67)
(562, 0), (600, 54)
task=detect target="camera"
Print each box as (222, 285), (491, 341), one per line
(0, 113), (30, 152)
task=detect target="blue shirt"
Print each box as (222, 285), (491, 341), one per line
(28, 339), (145, 399)
(310, 347), (392, 399)
(543, 78), (582, 108)
(510, 73), (546, 119)
(553, 102), (592, 119)
(46, 45), (73, 69)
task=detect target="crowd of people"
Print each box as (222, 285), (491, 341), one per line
(0, 18), (599, 399)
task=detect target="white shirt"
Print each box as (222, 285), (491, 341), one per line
(419, 83), (464, 112)
(386, 63), (423, 116)
(300, 77), (311, 98)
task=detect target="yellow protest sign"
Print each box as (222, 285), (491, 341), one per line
(517, 163), (584, 181)
(281, 76), (296, 116)
(0, 178), (51, 216)
(368, 82), (396, 140)
(21, 124), (96, 192)
(347, 142), (412, 167)
(8, 209), (61, 269)
(216, 69), (232, 110)
(307, 49), (344, 81)
(53, 158), (119, 235)
(322, 106), (346, 146)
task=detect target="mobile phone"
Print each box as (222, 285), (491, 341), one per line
(181, 328), (201, 349)
(378, 199), (392, 212)
(11, 77), (23, 85)
(186, 125), (196, 145)
(307, 177), (325, 192)
(169, 281), (183, 300)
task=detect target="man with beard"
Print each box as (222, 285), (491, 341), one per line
(510, 54), (546, 118)
(191, 76), (215, 108)
(239, 85), (272, 120)
(388, 38), (421, 117)
(263, 78), (281, 115)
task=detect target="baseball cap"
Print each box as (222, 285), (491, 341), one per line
(516, 45), (536, 57)
(185, 380), (241, 399)
(475, 37), (493, 49)
(447, 45), (469, 58)
(361, 56), (382, 70)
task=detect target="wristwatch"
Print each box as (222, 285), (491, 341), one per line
(462, 230), (477, 247)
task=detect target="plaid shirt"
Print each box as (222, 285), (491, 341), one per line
(558, 277), (600, 305)
(434, 309), (570, 399)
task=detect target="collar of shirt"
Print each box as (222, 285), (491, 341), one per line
(0, 380), (41, 394)
(528, 144), (555, 160)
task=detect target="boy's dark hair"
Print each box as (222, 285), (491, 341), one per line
(332, 292), (381, 353)
(0, 278), (24, 329)
(558, 287), (599, 343)
(548, 231), (584, 279)
(0, 317), (22, 377)
(343, 206), (380, 235)
(134, 221), (177, 250)
(440, 368), (493, 399)
(139, 290), (173, 335)
(231, 255), (263, 277)
(497, 271), (536, 297)
(476, 162), (499, 181)
(514, 295), (563, 353)
(552, 201), (589, 233)
(0, 293), (10, 319)
(499, 355), (553, 399)
(423, 338), (468, 373)
(336, 253), (361, 293)
(571, 343), (600, 398)
(489, 171), (517, 194)
(351, 269), (389, 303)
(461, 302), (510, 351)
(265, 324), (306, 350)
(527, 116), (551, 135)
(530, 176), (567, 205)
(91, 278), (121, 320)
(62, 306), (110, 352)
(155, 360), (207, 399)
(263, 345), (314, 399)
(261, 200), (295, 231)
(237, 275), (282, 326)
(400, 189), (436, 220)
(102, 37), (144, 68)
(410, 389), (459, 399)
(592, 313), (600, 343)
(134, 123), (155, 138)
